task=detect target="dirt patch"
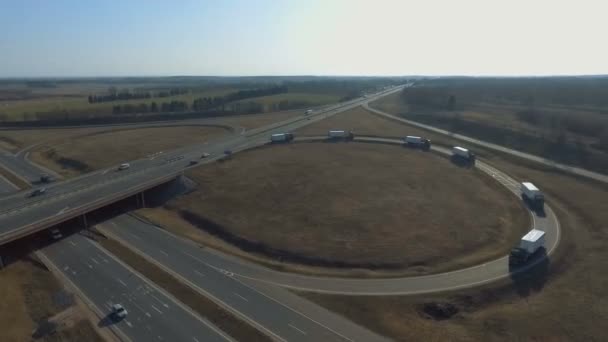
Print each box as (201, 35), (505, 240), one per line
(419, 302), (459, 320)
(0, 257), (102, 342)
(151, 141), (528, 276)
(93, 231), (271, 342)
(30, 125), (230, 177)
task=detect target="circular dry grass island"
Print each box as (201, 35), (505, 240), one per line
(175, 142), (530, 277)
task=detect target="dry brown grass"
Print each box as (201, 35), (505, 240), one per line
(151, 141), (527, 276)
(0, 258), (102, 342)
(218, 110), (302, 130)
(295, 107), (608, 341)
(0, 127), (107, 153)
(29, 126), (229, 177)
(94, 232), (271, 342)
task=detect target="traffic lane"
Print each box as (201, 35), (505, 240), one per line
(0, 153), (41, 182)
(108, 215), (512, 295)
(0, 173), (18, 194)
(102, 219), (353, 342)
(41, 234), (231, 342)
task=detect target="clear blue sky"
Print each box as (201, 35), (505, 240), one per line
(1, 0), (607, 77)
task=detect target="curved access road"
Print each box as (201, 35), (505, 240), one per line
(104, 136), (560, 296)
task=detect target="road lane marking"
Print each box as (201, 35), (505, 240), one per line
(126, 321), (133, 328)
(86, 263), (93, 269)
(159, 250), (169, 256)
(233, 292), (249, 302)
(193, 338), (200, 342)
(129, 232), (142, 240)
(288, 323), (307, 335)
(56, 206), (70, 215)
(117, 278), (127, 286)
(151, 305), (163, 314)
(194, 270), (205, 277)
(91, 258), (100, 264)
(68, 241), (77, 246)
(148, 293), (170, 308)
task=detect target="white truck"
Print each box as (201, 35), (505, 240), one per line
(327, 130), (354, 140)
(509, 229), (546, 266)
(404, 136), (431, 149)
(452, 146), (476, 163)
(521, 182), (544, 208)
(304, 109), (313, 115)
(270, 133), (294, 143)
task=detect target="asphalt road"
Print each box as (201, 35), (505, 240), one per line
(99, 215), (387, 342)
(0, 87), (404, 243)
(364, 100), (608, 185)
(98, 136), (559, 296)
(39, 233), (232, 342)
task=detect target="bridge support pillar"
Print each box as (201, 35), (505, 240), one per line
(82, 213), (88, 229)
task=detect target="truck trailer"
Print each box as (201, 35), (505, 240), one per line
(327, 130), (354, 140)
(404, 136), (431, 149)
(270, 133), (294, 143)
(509, 229), (546, 266)
(452, 146), (476, 163)
(521, 182), (544, 208)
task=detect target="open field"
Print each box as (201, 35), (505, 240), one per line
(0, 87), (236, 120)
(231, 92), (340, 111)
(94, 230), (271, 342)
(29, 126), (229, 177)
(292, 108), (608, 341)
(0, 258), (102, 342)
(143, 141), (527, 276)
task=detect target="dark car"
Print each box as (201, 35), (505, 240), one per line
(30, 188), (47, 197)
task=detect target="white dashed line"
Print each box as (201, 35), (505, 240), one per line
(117, 278), (127, 286)
(151, 305), (163, 314)
(288, 323), (307, 335)
(233, 292), (249, 302)
(159, 250), (169, 256)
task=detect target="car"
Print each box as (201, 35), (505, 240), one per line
(117, 163), (130, 171)
(189, 160), (198, 166)
(112, 304), (128, 319)
(40, 173), (52, 183)
(50, 228), (62, 240)
(201, 152), (211, 159)
(30, 188), (46, 197)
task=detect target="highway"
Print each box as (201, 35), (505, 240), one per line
(38, 233), (232, 342)
(0, 86), (404, 244)
(97, 137), (560, 296)
(99, 215), (387, 342)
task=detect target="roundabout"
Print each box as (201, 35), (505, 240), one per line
(106, 135), (561, 295)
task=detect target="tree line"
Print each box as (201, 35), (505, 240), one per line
(88, 87), (189, 103)
(110, 86), (288, 114)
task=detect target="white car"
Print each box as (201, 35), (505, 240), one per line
(117, 163), (130, 171)
(112, 304), (128, 319)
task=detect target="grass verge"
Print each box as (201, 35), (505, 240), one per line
(93, 231), (271, 342)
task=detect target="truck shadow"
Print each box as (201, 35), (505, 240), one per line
(520, 195), (546, 217)
(508, 248), (549, 297)
(98, 313), (121, 327)
(450, 155), (475, 168)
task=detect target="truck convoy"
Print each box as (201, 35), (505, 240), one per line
(327, 130), (355, 141)
(270, 133), (294, 143)
(452, 146), (476, 164)
(404, 136), (431, 149)
(521, 182), (544, 209)
(509, 229), (546, 266)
